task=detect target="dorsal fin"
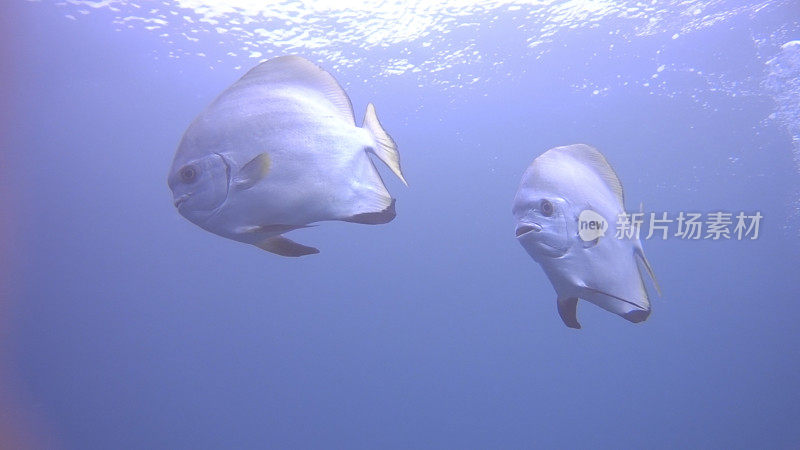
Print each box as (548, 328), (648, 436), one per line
(559, 144), (625, 206)
(239, 55), (355, 124)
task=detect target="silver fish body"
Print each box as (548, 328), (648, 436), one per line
(513, 144), (660, 328)
(168, 55), (407, 256)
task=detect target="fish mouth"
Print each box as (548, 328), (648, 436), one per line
(173, 194), (190, 208)
(515, 223), (542, 237)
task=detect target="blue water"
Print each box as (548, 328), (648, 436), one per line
(3, 1), (800, 448)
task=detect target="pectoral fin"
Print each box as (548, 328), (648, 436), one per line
(635, 246), (662, 296)
(234, 153), (271, 190)
(557, 297), (581, 329)
(256, 235), (319, 257)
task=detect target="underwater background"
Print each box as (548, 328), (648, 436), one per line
(2, 0), (799, 448)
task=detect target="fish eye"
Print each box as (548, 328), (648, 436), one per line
(540, 199), (554, 217)
(180, 165), (197, 183)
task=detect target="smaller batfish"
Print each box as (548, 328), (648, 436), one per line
(512, 144), (660, 328)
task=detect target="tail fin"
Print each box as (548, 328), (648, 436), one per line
(363, 103), (408, 186)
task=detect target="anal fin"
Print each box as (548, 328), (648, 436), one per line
(343, 199), (396, 225)
(557, 297), (581, 329)
(256, 235), (319, 257)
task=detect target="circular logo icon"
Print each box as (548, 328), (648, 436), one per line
(578, 209), (608, 242)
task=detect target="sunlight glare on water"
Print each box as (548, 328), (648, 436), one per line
(54, 0), (781, 79)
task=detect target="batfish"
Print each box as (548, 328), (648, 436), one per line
(512, 144), (660, 328)
(168, 55), (407, 256)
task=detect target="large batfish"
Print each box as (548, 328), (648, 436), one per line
(168, 55), (407, 256)
(512, 144), (660, 328)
